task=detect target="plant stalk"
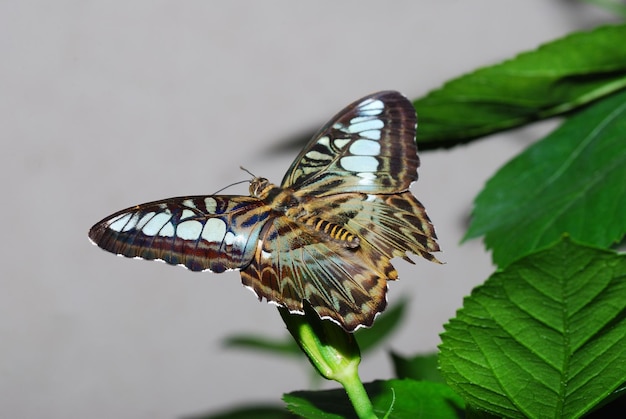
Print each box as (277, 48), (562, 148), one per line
(279, 306), (378, 418)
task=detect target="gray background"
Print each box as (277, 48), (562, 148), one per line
(1, 1), (617, 418)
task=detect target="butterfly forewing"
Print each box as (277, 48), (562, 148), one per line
(89, 196), (268, 273)
(281, 91), (419, 196)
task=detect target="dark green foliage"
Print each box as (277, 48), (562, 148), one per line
(465, 89), (626, 267)
(390, 352), (443, 383)
(283, 380), (464, 419)
(439, 238), (626, 418)
(415, 24), (626, 147)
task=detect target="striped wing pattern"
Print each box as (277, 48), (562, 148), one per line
(89, 91), (440, 331)
(240, 192), (439, 330)
(242, 217), (393, 330)
(89, 196), (268, 273)
(282, 91), (419, 195)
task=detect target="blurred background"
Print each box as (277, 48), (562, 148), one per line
(0, 1), (618, 418)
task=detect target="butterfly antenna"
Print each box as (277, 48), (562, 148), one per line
(239, 166), (257, 179)
(212, 179), (250, 195)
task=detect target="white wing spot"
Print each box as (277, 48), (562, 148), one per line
(350, 116), (373, 124)
(142, 212), (172, 236)
(359, 109), (384, 117)
(182, 199), (197, 209)
(136, 212), (156, 229)
(350, 139), (380, 156)
(357, 172), (377, 185)
(108, 213), (133, 232)
(180, 209), (195, 220)
(333, 138), (350, 149)
(122, 213), (140, 232)
(358, 99), (384, 115)
(306, 150), (332, 161)
(348, 119), (384, 134)
(360, 129), (381, 140)
(340, 155), (379, 172)
(317, 136), (330, 147)
(201, 218), (227, 243)
(224, 231), (236, 246)
(204, 197), (217, 214)
(177, 220), (203, 240)
(159, 222), (175, 237)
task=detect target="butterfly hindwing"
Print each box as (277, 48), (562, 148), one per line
(240, 214), (394, 331)
(300, 191), (440, 264)
(241, 190), (440, 331)
(89, 195), (269, 273)
(281, 90), (419, 196)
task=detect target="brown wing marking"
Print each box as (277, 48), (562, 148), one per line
(240, 216), (395, 331)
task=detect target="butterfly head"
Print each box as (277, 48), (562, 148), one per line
(249, 177), (273, 198)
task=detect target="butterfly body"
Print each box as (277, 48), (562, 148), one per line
(89, 91), (440, 331)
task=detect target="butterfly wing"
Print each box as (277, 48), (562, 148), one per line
(239, 190), (440, 331)
(302, 191), (440, 264)
(89, 195), (269, 273)
(281, 91), (419, 195)
(242, 91), (439, 330)
(240, 214), (395, 331)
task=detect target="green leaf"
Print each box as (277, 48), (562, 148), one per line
(439, 237), (626, 419)
(283, 379), (464, 419)
(414, 24), (626, 147)
(465, 88), (626, 267)
(581, 0), (626, 17)
(390, 351), (444, 383)
(223, 335), (301, 356)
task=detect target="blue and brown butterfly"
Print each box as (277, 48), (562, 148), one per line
(89, 91), (441, 332)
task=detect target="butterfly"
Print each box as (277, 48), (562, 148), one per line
(89, 91), (440, 332)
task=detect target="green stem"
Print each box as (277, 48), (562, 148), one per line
(334, 365), (377, 419)
(279, 306), (378, 419)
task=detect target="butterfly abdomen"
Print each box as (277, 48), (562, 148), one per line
(302, 216), (360, 249)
